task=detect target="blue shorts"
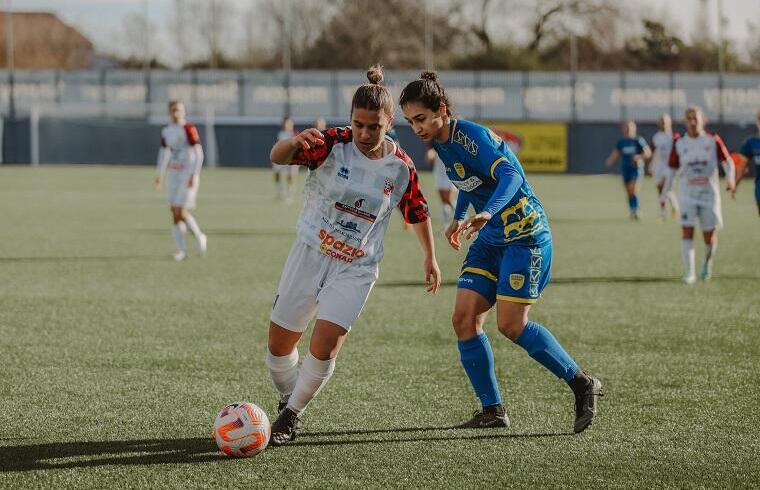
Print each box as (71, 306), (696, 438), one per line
(457, 239), (552, 305)
(755, 180), (760, 204)
(622, 164), (642, 184)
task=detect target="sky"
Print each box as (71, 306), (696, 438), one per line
(8, 0), (760, 65)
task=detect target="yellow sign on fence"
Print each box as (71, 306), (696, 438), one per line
(480, 121), (567, 172)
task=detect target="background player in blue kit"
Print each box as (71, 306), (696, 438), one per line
(400, 71), (602, 434)
(739, 111), (760, 216)
(604, 120), (652, 220)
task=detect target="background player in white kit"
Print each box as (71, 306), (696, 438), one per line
(272, 116), (298, 203)
(426, 144), (457, 229)
(154, 100), (207, 261)
(265, 66), (441, 446)
(661, 106), (736, 284)
(649, 113), (679, 222)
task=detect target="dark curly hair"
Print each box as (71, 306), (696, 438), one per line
(399, 70), (452, 116)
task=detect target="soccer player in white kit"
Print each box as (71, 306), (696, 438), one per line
(272, 116), (298, 203)
(426, 144), (457, 228)
(154, 100), (207, 261)
(649, 113), (679, 222)
(661, 106), (736, 284)
(265, 66), (441, 446)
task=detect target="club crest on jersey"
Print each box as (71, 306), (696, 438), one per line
(383, 178), (395, 196)
(454, 130), (478, 156)
(338, 166), (350, 180)
(509, 274), (525, 290)
(454, 163), (466, 179)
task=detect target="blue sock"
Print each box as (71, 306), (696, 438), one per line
(513, 321), (578, 382)
(629, 194), (638, 211)
(457, 333), (502, 408)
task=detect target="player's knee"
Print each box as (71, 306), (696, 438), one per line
(451, 310), (478, 340)
(497, 316), (527, 341)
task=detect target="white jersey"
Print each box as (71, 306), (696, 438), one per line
(669, 132), (732, 204)
(651, 131), (677, 181)
(290, 127), (428, 266)
(160, 123), (202, 173)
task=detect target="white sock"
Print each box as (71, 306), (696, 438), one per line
(668, 192), (678, 212)
(287, 353), (335, 415)
(266, 349), (299, 404)
(183, 213), (202, 238)
(441, 203), (453, 225)
(172, 224), (186, 252)
(681, 239), (695, 277)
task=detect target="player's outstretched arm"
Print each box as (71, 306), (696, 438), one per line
(411, 217), (441, 294)
(270, 128), (325, 165)
(721, 156), (737, 196)
(155, 146), (170, 189)
(604, 149), (619, 168)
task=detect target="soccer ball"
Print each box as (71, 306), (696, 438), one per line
(213, 401), (271, 458)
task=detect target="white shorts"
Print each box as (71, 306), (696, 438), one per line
(271, 239), (379, 332)
(272, 163), (298, 176)
(433, 161), (454, 191)
(679, 196), (722, 231)
(165, 168), (198, 209)
(653, 161), (669, 185)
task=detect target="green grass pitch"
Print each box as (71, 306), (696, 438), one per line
(0, 166), (758, 488)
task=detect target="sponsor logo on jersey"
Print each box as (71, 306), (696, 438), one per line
(509, 274), (525, 290)
(454, 130), (479, 156)
(336, 219), (361, 233)
(338, 166), (350, 180)
(383, 178), (395, 196)
(335, 202), (377, 222)
(319, 229), (366, 263)
(354, 198), (365, 208)
(454, 163), (466, 178)
(452, 175), (482, 192)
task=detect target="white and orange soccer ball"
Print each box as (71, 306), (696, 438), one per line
(213, 401), (271, 458)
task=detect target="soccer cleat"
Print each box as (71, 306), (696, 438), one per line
(172, 250), (186, 262)
(682, 274), (697, 285)
(699, 262), (712, 281)
(269, 407), (301, 447)
(452, 405), (510, 429)
(573, 374), (603, 434)
(197, 233), (208, 255)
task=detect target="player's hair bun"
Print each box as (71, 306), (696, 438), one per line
(367, 65), (384, 85)
(420, 71), (438, 82)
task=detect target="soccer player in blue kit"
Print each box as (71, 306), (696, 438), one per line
(604, 120), (652, 220)
(739, 111), (760, 216)
(400, 71), (602, 433)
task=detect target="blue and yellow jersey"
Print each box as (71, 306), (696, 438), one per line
(432, 118), (551, 247)
(740, 136), (760, 182)
(616, 136), (647, 168)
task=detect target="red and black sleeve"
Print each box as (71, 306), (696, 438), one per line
(184, 123), (201, 145)
(291, 127), (352, 170)
(396, 148), (430, 224)
(668, 141), (680, 169)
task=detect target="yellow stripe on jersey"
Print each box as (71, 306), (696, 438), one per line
(490, 157), (507, 179)
(449, 119), (459, 144)
(496, 294), (538, 304)
(462, 267), (497, 282)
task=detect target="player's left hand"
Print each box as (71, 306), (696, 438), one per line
(727, 182), (736, 198)
(461, 212), (492, 240)
(187, 175), (195, 188)
(424, 256), (441, 294)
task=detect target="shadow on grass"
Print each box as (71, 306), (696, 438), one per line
(376, 275), (759, 288)
(1, 428), (572, 471)
(0, 437), (224, 472)
(291, 427), (573, 447)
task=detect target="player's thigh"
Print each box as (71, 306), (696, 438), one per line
(697, 200), (722, 232)
(315, 264), (379, 332)
(679, 198), (698, 228)
(271, 241), (322, 333)
(455, 239), (500, 337)
(309, 319), (350, 361)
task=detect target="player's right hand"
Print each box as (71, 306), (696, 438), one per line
(292, 128), (325, 150)
(445, 220), (464, 251)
